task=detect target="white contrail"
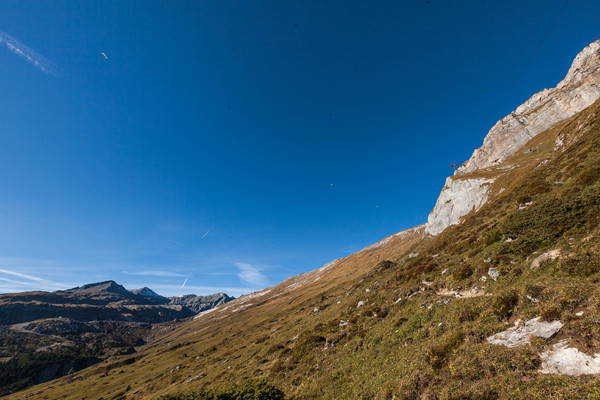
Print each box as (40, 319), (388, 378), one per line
(180, 277), (189, 288)
(0, 29), (59, 76)
(202, 230), (210, 239)
(0, 268), (46, 282)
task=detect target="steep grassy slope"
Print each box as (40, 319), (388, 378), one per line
(7, 100), (600, 400)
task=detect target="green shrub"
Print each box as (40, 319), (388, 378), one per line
(560, 252), (600, 276)
(491, 292), (519, 320)
(393, 256), (437, 283)
(523, 284), (544, 299)
(157, 379), (285, 400)
(426, 332), (464, 369)
(574, 166), (600, 186)
(499, 186), (600, 255)
(458, 306), (479, 323)
(291, 333), (326, 363)
(540, 308), (561, 321)
(453, 264), (473, 280)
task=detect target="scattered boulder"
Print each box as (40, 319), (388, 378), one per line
(487, 317), (563, 348)
(526, 295), (540, 303)
(530, 249), (561, 270)
(437, 287), (485, 298)
(488, 267), (500, 281)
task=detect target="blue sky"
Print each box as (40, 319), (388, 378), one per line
(0, 0), (599, 297)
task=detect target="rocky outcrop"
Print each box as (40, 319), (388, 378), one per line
(425, 177), (494, 235)
(168, 293), (233, 313)
(487, 317), (563, 348)
(423, 40), (600, 236)
(458, 39), (600, 174)
(130, 287), (169, 303)
(530, 249), (561, 270)
(540, 340), (600, 375)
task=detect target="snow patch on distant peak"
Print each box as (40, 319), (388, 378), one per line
(131, 287), (164, 298)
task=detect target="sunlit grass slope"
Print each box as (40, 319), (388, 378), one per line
(7, 99), (600, 400)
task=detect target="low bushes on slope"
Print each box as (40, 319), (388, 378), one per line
(157, 379), (285, 400)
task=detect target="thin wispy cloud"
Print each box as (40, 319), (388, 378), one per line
(122, 270), (188, 278)
(0, 276), (29, 285)
(234, 262), (269, 287)
(0, 268), (46, 282)
(0, 276), (49, 289)
(0, 29), (60, 76)
(0, 268), (68, 292)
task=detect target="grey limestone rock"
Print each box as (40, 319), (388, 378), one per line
(425, 177), (494, 235)
(168, 293), (234, 313)
(530, 249), (561, 270)
(458, 40), (600, 174)
(424, 40), (600, 236)
(487, 317), (563, 348)
(540, 340), (600, 375)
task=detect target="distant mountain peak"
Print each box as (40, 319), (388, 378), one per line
(131, 287), (166, 299)
(168, 292), (234, 313)
(67, 280), (129, 294)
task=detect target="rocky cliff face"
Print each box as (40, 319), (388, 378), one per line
(425, 39), (600, 236)
(425, 177), (494, 235)
(168, 293), (233, 313)
(131, 287), (169, 303)
(458, 39), (600, 174)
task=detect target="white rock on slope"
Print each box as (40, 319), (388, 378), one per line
(425, 177), (494, 235)
(540, 340), (600, 375)
(487, 317), (563, 348)
(530, 249), (561, 270)
(458, 39), (600, 174)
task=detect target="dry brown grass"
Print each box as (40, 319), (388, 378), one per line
(7, 101), (600, 400)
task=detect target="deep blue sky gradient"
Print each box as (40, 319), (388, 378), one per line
(1, 0), (599, 296)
